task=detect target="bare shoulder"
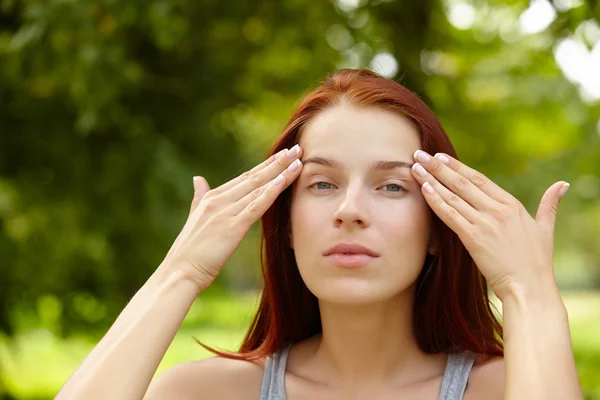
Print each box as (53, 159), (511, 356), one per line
(464, 354), (505, 400)
(144, 355), (266, 400)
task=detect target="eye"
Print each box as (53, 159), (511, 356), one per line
(310, 182), (336, 190)
(380, 183), (406, 193)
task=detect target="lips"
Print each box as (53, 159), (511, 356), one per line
(323, 243), (380, 257)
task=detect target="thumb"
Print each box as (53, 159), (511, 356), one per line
(191, 176), (210, 212)
(535, 181), (569, 237)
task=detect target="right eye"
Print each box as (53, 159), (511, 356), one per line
(310, 182), (336, 190)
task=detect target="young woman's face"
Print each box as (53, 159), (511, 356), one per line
(290, 103), (434, 305)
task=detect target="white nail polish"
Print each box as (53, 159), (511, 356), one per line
(434, 153), (449, 164)
(287, 159), (301, 172)
(287, 144), (300, 157)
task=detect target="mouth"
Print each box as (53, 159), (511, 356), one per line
(325, 252), (378, 268)
(323, 243), (380, 258)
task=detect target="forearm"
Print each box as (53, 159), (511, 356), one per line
(502, 284), (583, 400)
(56, 266), (201, 400)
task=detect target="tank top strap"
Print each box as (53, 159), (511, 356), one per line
(438, 351), (476, 400)
(259, 344), (292, 400)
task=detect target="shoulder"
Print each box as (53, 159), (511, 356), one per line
(464, 354), (505, 400)
(144, 355), (266, 400)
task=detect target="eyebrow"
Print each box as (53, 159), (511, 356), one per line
(302, 156), (415, 171)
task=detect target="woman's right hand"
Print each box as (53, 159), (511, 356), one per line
(160, 144), (304, 291)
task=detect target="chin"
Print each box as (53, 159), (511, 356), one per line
(306, 278), (412, 306)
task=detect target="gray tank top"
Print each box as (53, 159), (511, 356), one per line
(259, 344), (476, 399)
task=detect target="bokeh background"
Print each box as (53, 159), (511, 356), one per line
(1, 0), (599, 398)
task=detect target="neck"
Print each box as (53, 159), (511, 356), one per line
(308, 287), (447, 388)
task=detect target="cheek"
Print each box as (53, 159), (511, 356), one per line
(374, 195), (431, 230)
(290, 198), (328, 242)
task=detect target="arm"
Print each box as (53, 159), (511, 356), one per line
(55, 266), (201, 400)
(55, 146), (304, 400)
(404, 152), (582, 399)
(502, 281), (583, 400)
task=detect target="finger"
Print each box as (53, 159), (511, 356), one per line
(535, 181), (567, 238)
(432, 152), (518, 206)
(233, 158), (303, 222)
(420, 181), (472, 241)
(209, 148), (288, 197)
(413, 150), (497, 211)
(411, 163), (481, 225)
(171, 176), (211, 258)
(217, 144), (302, 205)
(191, 176), (210, 213)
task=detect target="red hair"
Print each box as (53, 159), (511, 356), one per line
(195, 68), (504, 360)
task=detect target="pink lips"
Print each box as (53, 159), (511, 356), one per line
(323, 243), (380, 268)
(325, 253), (378, 268)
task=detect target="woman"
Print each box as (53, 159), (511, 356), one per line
(56, 68), (583, 399)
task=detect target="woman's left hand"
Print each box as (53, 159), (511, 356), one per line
(411, 150), (570, 302)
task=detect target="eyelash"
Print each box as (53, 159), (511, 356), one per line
(309, 182), (406, 193)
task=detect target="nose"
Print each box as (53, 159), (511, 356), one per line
(332, 184), (370, 229)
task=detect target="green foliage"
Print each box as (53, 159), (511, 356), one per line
(0, 0), (343, 335)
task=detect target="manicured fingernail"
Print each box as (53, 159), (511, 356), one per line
(414, 150), (431, 163)
(423, 181), (435, 194)
(434, 153), (449, 164)
(273, 174), (284, 186)
(559, 182), (570, 198)
(287, 159), (301, 172)
(193, 176), (203, 191)
(287, 144), (300, 158)
(413, 163), (427, 176)
(274, 149), (287, 159)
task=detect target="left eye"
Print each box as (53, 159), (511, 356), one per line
(380, 184), (405, 193)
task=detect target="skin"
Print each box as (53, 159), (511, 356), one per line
(278, 99), (580, 399)
(143, 101), (509, 400)
(57, 96), (580, 399)
(143, 102), (507, 400)
(287, 102), (446, 392)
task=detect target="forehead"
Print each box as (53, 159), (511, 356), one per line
(298, 104), (421, 159)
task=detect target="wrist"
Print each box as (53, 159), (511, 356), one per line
(501, 279), (566, 314)
(493, 269), (558, 301)
(153, 262), (206, 296)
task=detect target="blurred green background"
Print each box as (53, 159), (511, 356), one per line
(1, 0), (599, 398)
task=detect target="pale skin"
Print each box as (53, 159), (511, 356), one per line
(56, 102), (582, 400)
(284, 104), (467, 396)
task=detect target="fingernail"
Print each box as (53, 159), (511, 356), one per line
(413, 163), (427, 176)
(273, 174), (284, 186)
(434, 153), (449, 164)
(274, 149), (287, 159)
(423, 181), (435, 194)
(559, 182), (570, 198)
(287, 144), (300, 158)
(414, 150), (431, 163)
(287, 159), (301, 172)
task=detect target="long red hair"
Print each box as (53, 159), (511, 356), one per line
(195, 68), (504, 360)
